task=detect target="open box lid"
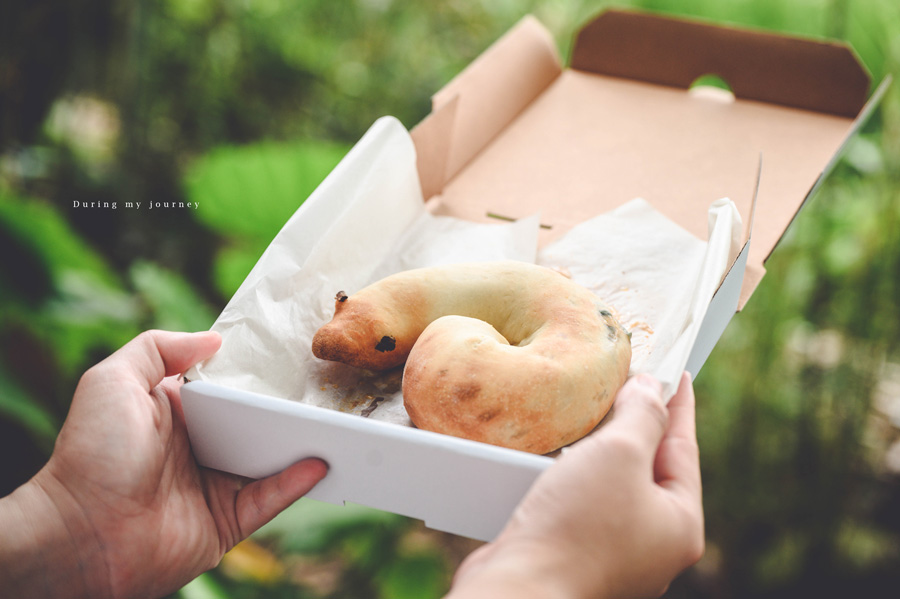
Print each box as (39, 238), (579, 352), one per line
(411, 9), (888, 307)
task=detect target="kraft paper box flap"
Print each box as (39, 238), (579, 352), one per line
(413, 9), (885, 309)
(571, 9), (870, 118)
(429, 71), (761, 242)
(430, 15), (562, 185)
(571, 8), (884, 306)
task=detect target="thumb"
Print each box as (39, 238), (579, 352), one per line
(108, 330), (222, 392)
(600, 374), (669, 455)
(233, 458), (329, 541)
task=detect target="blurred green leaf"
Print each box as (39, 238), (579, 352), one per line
(177, 573), (231, 599)
(843, 135), (886, 174)
(0, 364), (58, 450)
(836, 520), (900, 570)
(0, 191), (119, 288)
(185, 139), (349, 302)
(255, 499), (406, 554)
(0, 191), (140, 376)
(39, 269), (141, 375)
(165, 0), (215, 26)
(130, 260), (217, 331)
(754, 531), (807, 588)
(376, 551), (448, 599)
(185, 140), (348, 239)
(47, 270), (140, 324)
(689, 73), (733, 92)
(211, 240), (268, 300)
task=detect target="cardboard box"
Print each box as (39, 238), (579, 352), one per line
(182, 9), (886, 541)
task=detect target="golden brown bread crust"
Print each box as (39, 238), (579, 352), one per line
(311, 261), (632, 453)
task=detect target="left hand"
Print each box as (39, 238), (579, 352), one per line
(6, 330), (327, 599)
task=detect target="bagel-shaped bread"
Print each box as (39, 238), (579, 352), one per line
(311, 261), (632, 453)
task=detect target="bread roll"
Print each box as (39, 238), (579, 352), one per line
(312, 261), (631, 453)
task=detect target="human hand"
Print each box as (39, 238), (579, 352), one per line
(0, 330), (327, 599)
(448, 372), (704, 599)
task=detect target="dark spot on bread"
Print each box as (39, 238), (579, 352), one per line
(606, 324), (618, 342)
(335, 291), (349, 302)
(453, 382), (482, 402)
(375, 335), (396, 352)
(478, 409), (498, 422)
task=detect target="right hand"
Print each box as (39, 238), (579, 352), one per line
(448, 372), (704, 598)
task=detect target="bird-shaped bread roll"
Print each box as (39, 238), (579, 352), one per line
(312, 261), (631, 454)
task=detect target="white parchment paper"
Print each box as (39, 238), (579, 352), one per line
(188, 116), (741, 423)
(538, 197), (742, 398)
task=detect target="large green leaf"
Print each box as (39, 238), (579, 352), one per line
(211, 239), (268, 300)
(40, 269), (142, 375)
(184, 139), (348, 239)
(0, 191), (139, 375)
(0, 191), (119, 287)
(0, 363), (59, 451)
(255, 499), (406, 554)
(177, 572), (230, 599)
(376, 551), (448, 599)
(130, 261), (218, 332)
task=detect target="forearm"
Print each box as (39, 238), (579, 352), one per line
(444, 540), (603, 599)
(445, 570), (572, 599)
(0, 471), (111, 599)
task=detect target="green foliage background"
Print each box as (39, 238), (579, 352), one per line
(2, 1), (899, 598)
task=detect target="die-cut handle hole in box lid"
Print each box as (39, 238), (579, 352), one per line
(411, 8), (889, 308)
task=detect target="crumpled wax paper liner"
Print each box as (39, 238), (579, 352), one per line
(188, 115), (741, 424)
(538, 196), (742, 400)
(188, 117), (540, 424)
